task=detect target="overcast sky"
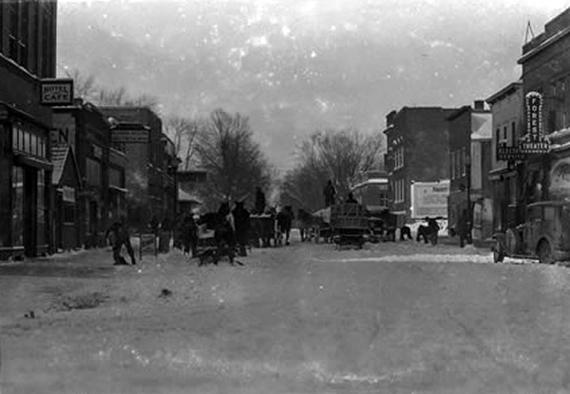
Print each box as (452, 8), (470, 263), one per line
(57, 0), (569, 171)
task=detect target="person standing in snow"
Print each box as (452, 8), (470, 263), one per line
(106, 220), (136, 265)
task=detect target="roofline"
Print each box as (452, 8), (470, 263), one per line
(486, 81), (523, 104)
(518, 25), (570, 64)
(446, 105), (471, 121)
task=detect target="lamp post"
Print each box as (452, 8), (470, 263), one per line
(465, 154), (472, 244)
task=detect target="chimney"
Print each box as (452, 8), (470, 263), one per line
(473, 100), (485, 111)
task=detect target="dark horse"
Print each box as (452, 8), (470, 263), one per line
(416, 217), (441, 245)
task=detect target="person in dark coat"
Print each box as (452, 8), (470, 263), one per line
(255, 187), (266, 215)
(232, 201), (251, 257)
(213, 202), (237, 264)
(276, 205), (295, 245)
(159, 216), (172, 253)
(180, 213), (198, 257)
(457, 209), (471, 248)
(106, 220), (136, 265)
(345, 192), (358, 204)
(323, 180), (336, 207)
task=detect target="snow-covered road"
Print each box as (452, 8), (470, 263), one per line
(2, 237), (570, 394)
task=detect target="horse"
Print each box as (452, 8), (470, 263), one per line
(416, 217), (441, 245)
(297, 208), (316, 242)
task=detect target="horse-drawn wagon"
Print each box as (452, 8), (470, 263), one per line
(330, 203), (369, 249)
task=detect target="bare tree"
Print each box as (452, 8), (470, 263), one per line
(195, 109), (272, 211)
(94, 86), (128, 106)
(124, 93), (160, 111)
(279, 128), (384, 211)
(311, 128), (383, 197)
(64, 67), (97, 100)
(163, 115), (204, 170)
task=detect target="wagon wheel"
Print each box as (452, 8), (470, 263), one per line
(537, 239), (554, 265)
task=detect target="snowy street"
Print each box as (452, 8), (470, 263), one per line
(2, 234), (570, 394)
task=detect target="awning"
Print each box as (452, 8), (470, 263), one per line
(14, 153), (53, 170)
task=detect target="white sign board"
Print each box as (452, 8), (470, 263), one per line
(62, 186), (75, 203)
(410, 181), (450, 219)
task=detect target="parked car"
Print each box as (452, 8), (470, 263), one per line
(492, 201), (570, 264)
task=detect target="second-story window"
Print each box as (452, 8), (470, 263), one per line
(394, 145), (404, 170)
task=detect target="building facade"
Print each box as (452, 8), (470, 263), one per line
(101, 107), (176, 232)
(0, 0), (58, 259)
(52, 100), (121, 248)
(447, 101), (493, 241)
(486, 81), (523, 232)
(518, 6), (570, 209)
(383, 106), (458, 221)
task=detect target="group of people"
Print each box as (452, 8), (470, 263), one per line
(174, 187), (296, 264)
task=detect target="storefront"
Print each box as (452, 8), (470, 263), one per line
(51, 144), (82, 251)
(0, 105), (52, 259)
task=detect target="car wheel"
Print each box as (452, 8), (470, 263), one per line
(538, 240), (554, 265)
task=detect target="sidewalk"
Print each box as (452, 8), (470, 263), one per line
(439, 235), (493, 250)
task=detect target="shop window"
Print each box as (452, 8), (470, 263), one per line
(511, 122), (516, 144)
(63, 203), (75, 225)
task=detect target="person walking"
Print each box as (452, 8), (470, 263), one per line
(232, 201), (251, 257)
(255, 187), (266, 215)
(180, 213), (198, 257)
(106, 220), (136, 265)
(457, 209), (471, 248)
(214, 202), (237, 264)
(277, 205), (294, 245)
(323, 180), (336, 207)
(159, 215), (172, 253)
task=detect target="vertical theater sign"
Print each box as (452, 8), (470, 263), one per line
(496, 91), (550, 161)
(520, 91), (550, 154)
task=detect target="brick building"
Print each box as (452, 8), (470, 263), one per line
(447, 101), (493, 241)
(0, 0), (58, 259)
(101, 107), (178, 231)
(383, 106), (458, 221)
(486, 81), (523, 232)
(518, 6), (570, 208)
(52, 99), (126, 248)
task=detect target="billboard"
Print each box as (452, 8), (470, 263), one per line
(410, 180), (450, 219)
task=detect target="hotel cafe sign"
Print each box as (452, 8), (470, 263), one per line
(497, 91), (550, 161)
(40, 79), (74, 106)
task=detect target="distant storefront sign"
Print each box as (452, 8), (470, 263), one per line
(111, 129), (149, 143)
(40, 79), (74, 106)
(497, 144), (526, 161)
